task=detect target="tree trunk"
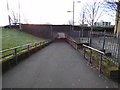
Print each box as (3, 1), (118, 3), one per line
(114, 1), (120, 37)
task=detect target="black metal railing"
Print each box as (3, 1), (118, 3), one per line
(0, 40), (51, 63)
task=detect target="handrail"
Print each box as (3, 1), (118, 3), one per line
(0, 40), (47, 53)
(0, 40), (51, 64)
(83, 44), (104, 55)
(82, 44), (105, 73)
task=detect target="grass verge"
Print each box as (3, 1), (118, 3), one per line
(83, 48), (118, 77)
(1, 28), (47, 58)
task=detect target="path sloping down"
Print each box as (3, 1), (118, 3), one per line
(3, 41), (118, 88)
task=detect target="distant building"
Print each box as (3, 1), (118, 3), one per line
(80, 24), (88, 27)
(94, 20), (111, 27)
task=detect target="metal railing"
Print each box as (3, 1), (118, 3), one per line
(83, 44), (105, 73)
(68, 29), (89, 43)
(0, 40), (50, 63)
(91, 31), (119, 65)
(68, 29), (120, 67)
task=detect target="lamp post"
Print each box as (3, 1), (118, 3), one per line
(18, 0), (22, 30)
(67, 1), (80, 36)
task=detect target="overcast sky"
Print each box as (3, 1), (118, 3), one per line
(0, 0), (117, 26)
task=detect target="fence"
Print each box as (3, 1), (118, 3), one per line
(68, 29), (89, 43)
(83, 44), (104, 73)
(68, 29), (120, 68)
(90, 31), (120, 65)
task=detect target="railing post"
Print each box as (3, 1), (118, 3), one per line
(82, 29), (83, 41)
(43, 41), (45, 47)
(73, 30), (74, 38)
(35, 43), (37, 51)
(42, 41), (44, 47)
(28, 45), (30, 56)
(74, 42), (75, 48)
(89, 49), (92, 64)
(76, 42), (77, 49)
(99, 53), (103, 73)
(35, 43), (37, 48)
(15, 48), (18, 64)
(51, 25), (53, 39)
(102, 30), (106, 51)
(40, 42), (41, 47)
(89, 31), (92, 46)
(45, 41), (47, 46)
(41, 42), (43, 48)
(43, 41), (44, 47)
(83, 47), (85, 58)
(88, 31), (89, 43)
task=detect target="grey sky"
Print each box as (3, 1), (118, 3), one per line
(0, 0), (116, 26)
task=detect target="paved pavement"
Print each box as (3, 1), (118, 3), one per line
(2, 41), (118, 88)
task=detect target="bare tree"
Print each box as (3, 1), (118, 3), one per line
(84, 0), (104, 31)
(7, 0), (11, 28)
(11, 11), (18, 25)
(104, 0), (120, 14)
(6, 0), (22, 29)
(81, 0), (104, 46)
(78, 7), (86, 26)
(104, 0), (120, 35)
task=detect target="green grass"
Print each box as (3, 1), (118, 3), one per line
(2, 28), (46, 50)
(70, 36), (118, 77)
(84, 48), (118, 76)
(1, 28), (47, 58)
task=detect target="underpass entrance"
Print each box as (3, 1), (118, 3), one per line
(57, 32), (66, 39)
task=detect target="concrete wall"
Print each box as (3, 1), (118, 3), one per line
(21, 24), (73, 39)
(21, 24), (51, 38)
(21, 24), (92, 39)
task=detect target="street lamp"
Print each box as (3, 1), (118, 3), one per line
(18, 0), (22, 30)
(67, 0), (81, 31)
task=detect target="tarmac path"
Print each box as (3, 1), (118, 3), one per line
(2, 41), (118, 88)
